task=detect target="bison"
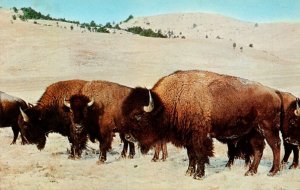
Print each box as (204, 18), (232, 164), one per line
(0, 91), (28, 144)
(278, 92), (300, 169)
(63, 94), (96, 159)
(79, 80), (136, 163)
(119, 70), (282, 179)
(19, 80), (88, 150)
(18, 79), (138, 162)
(63, 94), (136, 160)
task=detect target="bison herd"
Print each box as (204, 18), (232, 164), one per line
(1, 70), (300, 180)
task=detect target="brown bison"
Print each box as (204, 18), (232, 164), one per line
(278, 92), (300, 169)
(0, 91), (28, 144)
(63, 94), (135, 160)
(19, 80), (88, 150)
(63, 94), (96, 159)
(79, 80), (135, 163)
(119, 70), (282, 179)
(19, 79), (136, 162)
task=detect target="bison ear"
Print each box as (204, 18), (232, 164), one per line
(20, 107), (29, 122)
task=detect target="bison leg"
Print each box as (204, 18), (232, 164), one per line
(152, 143), (161, 162)
(185, 146), (196, 176)
(263, 125), (281, 176)
(193, 136), (213, 180)
(121, 139), (129, 158)
(225, 141), (236, 168)
(161, 142), (168, 161)
(281, 141), (293, 167)
(68, 144), (76, 159)
(128, 141), (135, 159)
(10, 124), (20, 144)
(97, 134), (113, 164)
(290, 145), (299, 169)
(245, 132), (265, 176)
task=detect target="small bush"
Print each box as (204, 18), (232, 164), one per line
(249, 44), (253, 48)
(70, 25), (74, 30)
(12, 15), (16, 20)
(13, 7), (18, 13)
(124, 15), (134, 23)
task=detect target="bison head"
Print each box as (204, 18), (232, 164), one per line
(19, 107), (46, 150)
(63, 95), (94, 129)
(121, 87), (164, 154)
(283, 98), (300, 146)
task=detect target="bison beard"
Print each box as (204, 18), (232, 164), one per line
(63, 95), (95, 159)
(121, 70), (282, 179)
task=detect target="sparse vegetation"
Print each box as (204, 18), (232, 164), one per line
(12, 15), (16, 20)
(233, 42), (236, 49)
(126, 26), (166, 38)
(255, 23), (258, 27)
(249, 44), (253, 48)
(12, 7), (18, 13)
(124, 15), (134, 23)
(70, 25), (74, 30)
(192, 23), (197, 29)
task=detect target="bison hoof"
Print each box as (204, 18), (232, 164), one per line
(289, 163), (298, 169)
(151, 158), (159, 162)
(268, 168), (279, 176)
(185, 168), (195, 176)
(225, 162), (232, 169)
(128, 154), (134, 159)
(68, 155), (75, 160)
(193, 173), (204, 180)
(97, 159), (105, 165)
(245, 170), (256, 176)
(267, 171), (277, 176)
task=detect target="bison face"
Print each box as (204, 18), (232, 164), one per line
(19, 107), (46, 150)
(121, 87), (164, 154)
(283, 100), (300, 146)
(63, 95), (94, 132)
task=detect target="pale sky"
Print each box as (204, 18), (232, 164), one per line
(1, 0), (300, 24)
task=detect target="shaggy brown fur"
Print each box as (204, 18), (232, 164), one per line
(0, 91), (28, 144)
(18, 80), (88, 150)
(64, 95), (99, 159)
(80, 80), (134, 163)
(278, 91), (300, 169)
(121, 70), (282, 179)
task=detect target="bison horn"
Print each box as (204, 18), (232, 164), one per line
(63, 97), (71, 108)
(19, 107), (29, 122)
(87, 97), (94, 107)
(143, 90), (154, 112)
(294, 98), (300, 116)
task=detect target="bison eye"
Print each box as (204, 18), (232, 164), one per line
(135, 115), (142, 122)
(290, 119), (296, 125)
